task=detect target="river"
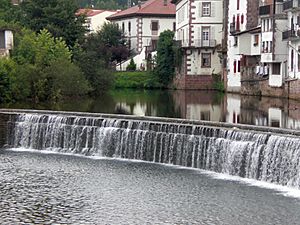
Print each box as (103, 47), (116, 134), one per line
(2, 89), (300, 129)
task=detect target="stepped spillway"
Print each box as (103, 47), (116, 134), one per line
(2, 110), (300, 189)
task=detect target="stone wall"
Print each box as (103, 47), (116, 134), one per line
(241, 77), (300, 100)
(173, 75), (214, 90)
(0, 113), (15, 147)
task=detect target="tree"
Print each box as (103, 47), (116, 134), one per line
(126, 58), (136, 71)
(73, 22), (128, 94)
(20, 0), (86, 47)
(155, 30), (175, 87)
(11, 29), (86, 102)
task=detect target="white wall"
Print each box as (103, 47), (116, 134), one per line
(227, 0), (248, 92)
(89, 11), (117, 32)
(4, 30), (13, 50)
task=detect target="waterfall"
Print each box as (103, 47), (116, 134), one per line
(7, 113), (300, 189)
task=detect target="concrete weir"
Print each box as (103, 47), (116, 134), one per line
(1, 108), (300, 188)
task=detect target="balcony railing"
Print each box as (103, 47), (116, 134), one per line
(230, 23), (240, 34)
(259, 3), (284, 16)
(177, 39), (217, 48)
(259, 4), (271, 16)
(283, 0), (300, 11)
(282, 29), (300, 40)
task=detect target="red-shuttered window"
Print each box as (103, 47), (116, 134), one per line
(234, 61), (237, 73)
(236, 14), (240, 31)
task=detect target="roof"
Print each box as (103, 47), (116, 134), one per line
(76, 9), (117, 17)
(107, 0), (175, 20)
(235, 26), (261, 36)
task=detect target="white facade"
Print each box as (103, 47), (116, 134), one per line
(175, 0), (223, 76)
(284, 2), (300, 79)
(87, 11), (117, 33)
(0, 30), (13, 57)
(260, 1), (288, 87)
(226, 0), (248, 92)
(113, 17), (176, 53)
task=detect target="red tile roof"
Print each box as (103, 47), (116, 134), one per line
(76, 9), (117, 17)
(107, 0), (175, 20)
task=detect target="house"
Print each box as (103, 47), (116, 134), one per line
(106, 0), (176, 70)
(77, 9), (118, 33)
(0, 29), (13, 58)
(282, 0), (300, 79)
(172, 0), (224, 90)
(259, 0), (288, 87)
(226, 0), (259, 92)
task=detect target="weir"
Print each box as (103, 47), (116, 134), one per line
(1, 109), (300, 189)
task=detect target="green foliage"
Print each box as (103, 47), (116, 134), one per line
(114, 71), (162, 89)
(126, 58), (136, 71)
(20, 0), (86, 47)
(212, 73), (225, 92)
(43, 59), (91, 100)
(155, 30), (175, 87)
(13, 29), (71, 68)
(0, 58), (16, 102)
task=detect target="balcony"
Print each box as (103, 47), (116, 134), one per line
(178, 39), (217, 48)
(259, 4), (271, 16)
(230, 23), (240, 35)
(282, 29), (300, 40)
(259, 3), (284, 16)
(283, 0), (300, 11)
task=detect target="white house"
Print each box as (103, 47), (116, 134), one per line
(0, 29), (13, 58)
(259, 0), (288, 87)
(107, 0), (176, 53)
(172, 0), (224, 89)
(226, 0), (259, 92)
(282, 0), (300, 79)
(106, 0), (176, 70)
(77, 9), (118, 33)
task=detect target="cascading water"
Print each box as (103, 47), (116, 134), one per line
(7, 113), (300, 189)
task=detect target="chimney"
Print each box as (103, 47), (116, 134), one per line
(164, 0), (167, 6)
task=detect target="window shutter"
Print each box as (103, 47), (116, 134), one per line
(199, 2), (202, 18)
(211, 2), (215, 17)
(210, 26), (215, 40)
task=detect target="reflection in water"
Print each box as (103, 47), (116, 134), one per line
(2, 89), (300, 129)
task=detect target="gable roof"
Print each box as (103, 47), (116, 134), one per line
(107, 0), (175, 20)
(77, 9), (117, 17)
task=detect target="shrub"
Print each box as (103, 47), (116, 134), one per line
(126, 58), (136, 71)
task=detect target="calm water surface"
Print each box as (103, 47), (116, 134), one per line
(1, 149), (300, 225)
(2, 89), (300, 129)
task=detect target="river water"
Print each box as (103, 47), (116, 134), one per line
(2, 90), (300, 129)
(1, 149), (300, 225)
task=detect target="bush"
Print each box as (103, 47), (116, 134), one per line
(43, 59), (91, 101)
(114, 71), (162, 89)
(126, 58), (136, 71)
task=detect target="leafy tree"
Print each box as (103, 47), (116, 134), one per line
(0, 58), (16, 102)
(74, 22), (128, 94)
(155, 30), (175, 87)
(20, 0), (86, 47)
(11, 29), (86, 102)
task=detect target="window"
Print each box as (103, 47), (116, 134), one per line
(122, 22), (125, 33)
(128, 22), (131, 33)
(238, 60), (241, 73)
(272, 63), (281, 75)
(237, 0), (240, 10)
(298, 46), (300, 71)
(291, 49), (294, 71)
(201, 53), (211, 68)
(233, 36), (238, 46)
(254, 34), (259, 46)
(151, 21), (159, 35)
(173, 22), (176, 32)
(202, 27), (210, 40)
(202, 2), (211, 17)
(234, 60), (237, 73)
